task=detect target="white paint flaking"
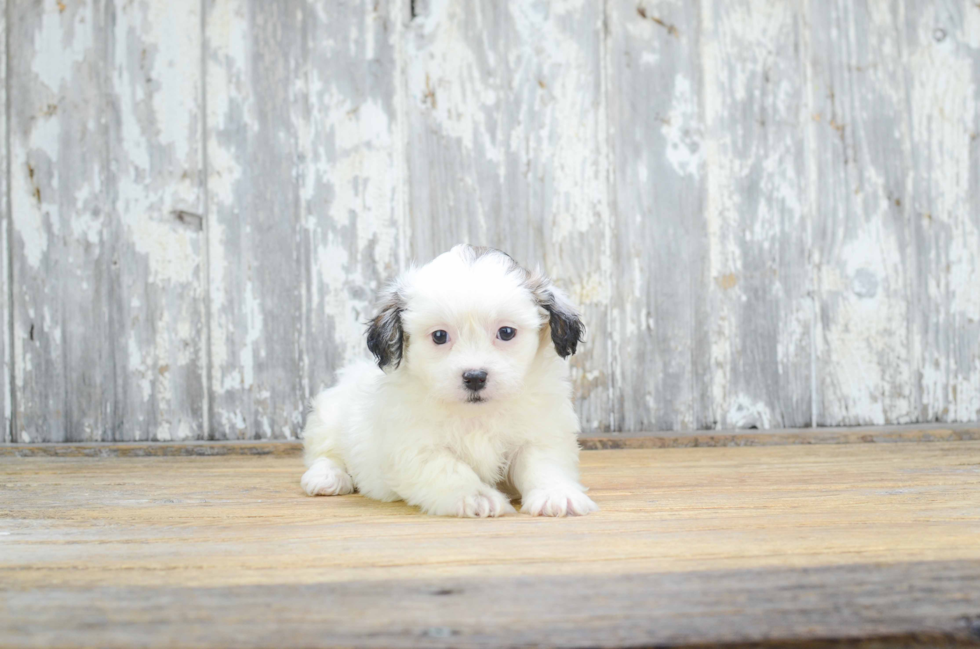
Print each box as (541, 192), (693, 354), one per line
(31, 5), (94, 93)
(508, 1), (605, 243)
(662, 74), (703, 179)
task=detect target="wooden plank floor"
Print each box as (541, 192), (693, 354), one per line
(2, 442), (980, 648)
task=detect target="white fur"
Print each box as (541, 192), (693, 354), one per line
(301, 245), (597, 518)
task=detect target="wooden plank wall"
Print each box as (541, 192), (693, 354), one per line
(2, 0), (978, 442)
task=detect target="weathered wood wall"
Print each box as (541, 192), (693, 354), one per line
(3, 0), (979, 442)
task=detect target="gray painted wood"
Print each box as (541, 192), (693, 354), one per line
(299, 0), (408, 401)
(403, 0), (502, 257)
(204, 0), (307, 439)
(808, 0), (916, 426)
(607, 0), (709, 431)
(8, 1), (205, 443)
(700, 1), (812, 428)
(107, 0), (207, 441)
(1, 0), (9, 443)
(205, 0), (407, 440)
(4, 0), (980, 440)
(9, 1), (112, 442)
(903, 0), (980, 424)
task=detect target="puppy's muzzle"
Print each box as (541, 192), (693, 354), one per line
(462, 369), (488, 393)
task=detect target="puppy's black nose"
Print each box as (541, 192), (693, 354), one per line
(462, 370), (488, 392)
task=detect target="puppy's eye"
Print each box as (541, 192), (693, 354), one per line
(431, 330), (449, 345)
(497, 327), (517, 341)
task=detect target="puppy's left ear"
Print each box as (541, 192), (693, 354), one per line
(529, 276), (585, 358)
(366, 285), (406, 370)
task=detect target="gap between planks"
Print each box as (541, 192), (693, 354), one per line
(0, 422), (978, 457)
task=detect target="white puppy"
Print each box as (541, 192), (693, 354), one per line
(300, 244), (598, 518)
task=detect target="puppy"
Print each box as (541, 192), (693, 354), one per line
(300, 244), (598, 518)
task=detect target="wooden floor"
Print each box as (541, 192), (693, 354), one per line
(2, 442), (980, 648)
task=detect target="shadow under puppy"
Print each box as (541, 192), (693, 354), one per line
(301, 244), (598, 517)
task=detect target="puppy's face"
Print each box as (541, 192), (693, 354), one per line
(366, 245), (583, 406)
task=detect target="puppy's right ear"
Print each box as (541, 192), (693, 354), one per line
(366, 285), (405, 370)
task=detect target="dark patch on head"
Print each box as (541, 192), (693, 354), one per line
(365, 286), (406, 370)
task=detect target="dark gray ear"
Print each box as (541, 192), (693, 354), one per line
(528, 277), (585, 358)
(365, 286), (405, 370)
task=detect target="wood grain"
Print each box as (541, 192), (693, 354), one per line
(4, 562), (980, 649)
(701, 0), (812, 428)
(299, 0), (408, 400)
(7, 1), (205, 442)
(108, 0), (207, 441)
(808, 0), (915, 426)
(205, 0), (307, 439)
(607, 0), (709, 432)
(904, 0), (980, 423)
(204, 0), (407, 440)
(9, 1), (111, 442)
(1, 443), (979, 646)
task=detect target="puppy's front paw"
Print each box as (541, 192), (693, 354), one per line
(455, 490), (518, 518)
(521, 487), (598, 517)
(301, 459), (354, 496)
(426, 489), (516, 518)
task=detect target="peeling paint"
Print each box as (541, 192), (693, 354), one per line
(662, 74), (703, 178)
(31, 4), (94, 93)
(715, 274), (738, 290)
(11, 0), (112, 441)
(907, 1), (980, 422)
(5, 0), (978, 442)
(701, 0), (811, 428)
(408, 0), (500, 161)
(806, 0), (927, 427)
(508, 1), (605, 243)
(12, 155), (51, 269)
(108, 0), (206, 442)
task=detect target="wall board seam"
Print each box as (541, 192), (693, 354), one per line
(895, 0), (919, 423)
(3, 0), (12, 443)
(104, 0), (117, 441)
(800, 0), (819, 428)
(396, 0), (413, 266)
(397, 0), (412, 271)
(200, 0), (213, 440)
(600, 0), (616, 433)
(694, 0), (706, 429)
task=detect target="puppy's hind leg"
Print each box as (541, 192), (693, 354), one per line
(300, 392), (354, 497)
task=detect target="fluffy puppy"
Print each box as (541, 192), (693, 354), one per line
(300, 244), (598, 518)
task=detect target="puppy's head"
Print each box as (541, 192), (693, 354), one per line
(366, 245), (584, 405)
